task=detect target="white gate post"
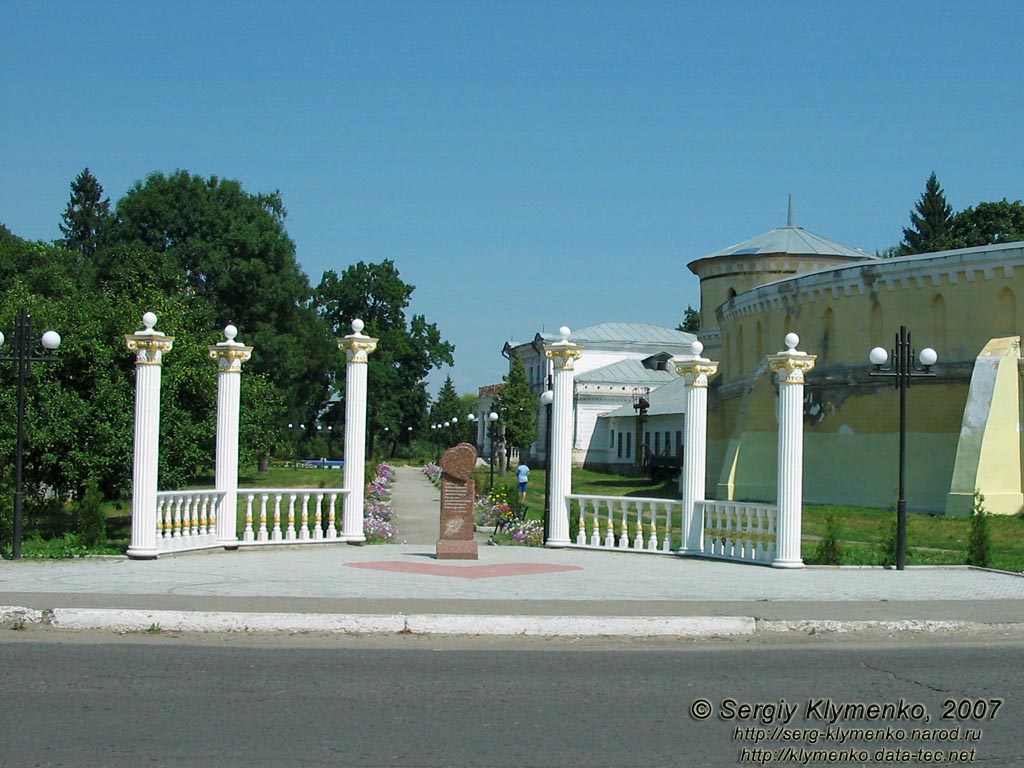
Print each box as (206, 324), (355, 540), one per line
(338, 319), (378, 542)
(544, 326), (582, 547)
(674, 341), (719, 554)
(209, 325), (253, 548)
(125, 312), (174, 560)
(768, 333), (816, 569)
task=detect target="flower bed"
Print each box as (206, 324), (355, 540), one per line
(364, 462), (398, 542)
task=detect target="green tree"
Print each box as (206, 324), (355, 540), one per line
(950, 200), (1024, 248)
(315, 260), (454, 454)
(59, 168), (112, 259)
(899, 172), (953, 255)
(676, 304), (701, 333)
(110, 170), (335, 425)
(430, 376), (463, 447)
(495, 356), (537, 457)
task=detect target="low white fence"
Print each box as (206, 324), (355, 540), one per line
(155, 490), (224, 553)
(696, 500), (777, 564)
(565, 494), (683, 554)
(153, 488), (348, 554)
(239, 488), (348, 544)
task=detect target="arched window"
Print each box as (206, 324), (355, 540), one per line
(930, 294), (947, 356)
(736, 324), (745, 375)
(823, 308), (836, 364)
(997, 287), (1017, 336)
(870, 301), (884, 346)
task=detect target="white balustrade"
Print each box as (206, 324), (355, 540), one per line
(239, 489), (348, 546)
(696, 500), (777, 564)
(566, 494), (681, 554)
(154, 488), (348, 552)
(155, 490), (222, 553)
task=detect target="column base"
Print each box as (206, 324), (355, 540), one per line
(772, 558), (805, 569)
(126, 547), (159, 560)
(343, 537), (366, 545)
(545, 539), (570, 548)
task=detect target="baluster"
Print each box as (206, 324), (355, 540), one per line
(171, 495), (183, 540)
(199, 495), (210, 536)
(588, 499), (601, 547)
(661, 502), (674, 552)
(603, 499), (615, 548)
(632, 502), (645, 550)
(313, 493), (324, 540)
(258, 495), (269, 541)
(271, 493), (283, 541)
(156, 497), (167, 542)
(754, 507), (765, 563)
(209, 494), (219, 541)
(575, 499), (587, 546)
(647, 503), (660, 552)
(326, 493), (338, 538)
(299, 493), (311, 540)
(286, 494), (297, 540)
(617, 500), (629, 549)
(714, 504), (725, 557)
(244, 494), (255, 542)
(766, 506), (778, 562)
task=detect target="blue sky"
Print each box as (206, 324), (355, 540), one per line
(4, 1), (1023, 395)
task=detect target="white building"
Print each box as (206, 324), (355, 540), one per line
(498, 323), (696, 470)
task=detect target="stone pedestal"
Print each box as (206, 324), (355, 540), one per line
(437, 443), (479, 560)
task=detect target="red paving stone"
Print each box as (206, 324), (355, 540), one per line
(345, 561), (583, 579)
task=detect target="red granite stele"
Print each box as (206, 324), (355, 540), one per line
(436, 442), (479, 560)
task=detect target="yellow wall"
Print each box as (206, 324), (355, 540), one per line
(702, 243), (1024, 514)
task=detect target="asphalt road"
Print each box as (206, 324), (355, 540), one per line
(1, 633), (1021, 767)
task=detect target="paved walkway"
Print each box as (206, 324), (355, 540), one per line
(2, 466), (1024, 637)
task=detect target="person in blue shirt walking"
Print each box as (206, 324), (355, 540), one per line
(516, 462), (530, 503)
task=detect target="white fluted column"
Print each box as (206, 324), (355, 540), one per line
(338, 319), (378, 542)
(125, 312), (174, 560)
(544, 326), (582, 547)
(209, 325), (253, 548)
(674, 341), (719, 554)
(768, 333), (816, 569)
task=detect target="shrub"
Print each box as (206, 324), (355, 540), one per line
(966, 490), (991, 568)
(77, 479), (107, 549)
(882, 520), (899, 567)
(812, 513), (841, 565)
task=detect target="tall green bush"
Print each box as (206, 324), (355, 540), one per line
(967, 490), (991, 568)
(76, 478), (106, 548)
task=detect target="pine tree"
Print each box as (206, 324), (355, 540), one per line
(59, 168), (111, 258)
(899, 172), (953, 255)
(677, 305), (701, 333)
(496, 356), (537, 455)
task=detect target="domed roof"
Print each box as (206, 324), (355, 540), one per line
(701, 224), (873, 260)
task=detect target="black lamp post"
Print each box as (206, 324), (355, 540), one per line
(541, 385), (553, 543)
(632, 387), (650, 476)
(1, 309), (62, 560)
(869, 325), (937, 571)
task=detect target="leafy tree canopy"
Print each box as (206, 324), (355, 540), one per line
(677, 304), (701, 333)
(315, 260), (454, 445)
(950, 199), (1024, 249)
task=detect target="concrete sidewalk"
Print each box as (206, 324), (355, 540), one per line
(2, 466), (1023, 637)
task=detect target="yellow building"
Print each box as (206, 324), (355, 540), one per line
(693, 221), (1024, 516)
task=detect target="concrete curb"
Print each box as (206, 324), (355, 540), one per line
(6, 606), (1024, 637)
(5, 606), (753, 637)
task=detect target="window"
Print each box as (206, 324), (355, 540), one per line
(626, 433), (632, 458)
(617, 432), (622, 459)
(654, 432), (661, 455)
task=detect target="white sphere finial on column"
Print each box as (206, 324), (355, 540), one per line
(352, 319), (365, 335)
(690, 340), (704, 358)
(143, 312), (157, 330)
(784, 332), (800, 351)
(558, 326), (571, 341)
(224, 324), (238, 342)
